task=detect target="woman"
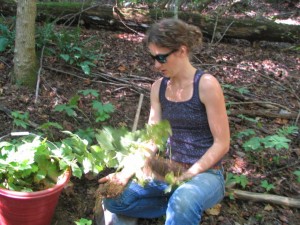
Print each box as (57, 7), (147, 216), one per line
(98, 18), (230, 225)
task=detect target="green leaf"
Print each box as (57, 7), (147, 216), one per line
(238, 114), (259, 123)
(164, 172), (176, 185)
(235, 129), (255, 139)
(293, 170), (300, 183)
(93, 101), (115, 114)
(74, 218), (92, 225)
(60, 54), (70, 62)
(73, 46), (82, 53)
(80, 61), (95, 75)
(103, 103), (115, 113)
(54, 104), (77, 117)
(78, 89), (100, 98)
(38, 122), (63, 130)
(243, 137), (263, 151)
(262, 135), (290, 150)
(234, 174), (248, 188)
(82, 157), (93, 174)
(222, 84), (235, 90)
(13, 119), (29, 129)
(70, 162), (82, 178)
(0, 37), (9, 52)
(95, 114), (110, 122)
(75, 128), (95, 145)
(260, 180), (275, 192)
(35, 170), (47, 182)
(92, 101), (115, 122)
(62, 131), (89, 155)
(237, 87), (250, 95)
(225, 172), (236, 187)
(277, 125), (299, 136)
(68, 95), (80, 107)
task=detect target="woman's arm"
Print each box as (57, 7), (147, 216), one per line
(148, 78), (163, 125)
(179, 74), (230, 181)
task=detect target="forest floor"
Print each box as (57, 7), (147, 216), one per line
(0, 1), (299, 225)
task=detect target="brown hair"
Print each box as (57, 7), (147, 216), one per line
(145, 18), (203, 53)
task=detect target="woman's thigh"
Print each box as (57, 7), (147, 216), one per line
(103, 179), (171, 218)
(166, 169), (225, 225)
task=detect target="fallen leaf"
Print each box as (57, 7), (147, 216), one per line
(118, 64), (127, 72)
(279, 215), (289, 223)
(84, 79), (92, 85)
(0, 63), (5, 70)
(205, 203), (222, 216)
(274, 118), (288, 125)
(264, 204), (274, 211)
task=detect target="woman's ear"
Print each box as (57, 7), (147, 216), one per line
(179, 45), (188, 55)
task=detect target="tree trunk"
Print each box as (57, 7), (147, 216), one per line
(0, 0), (299, 43)
(13, 0), (38, 89)
(83, 5), (300, 43)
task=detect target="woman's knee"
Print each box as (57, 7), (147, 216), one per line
(103, 198), (122, 213)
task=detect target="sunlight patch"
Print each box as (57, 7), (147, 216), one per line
(275, 18), (300, 25)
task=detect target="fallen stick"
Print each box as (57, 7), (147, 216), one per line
(227, 189), (300, 208)
(132, 93), (144, 132)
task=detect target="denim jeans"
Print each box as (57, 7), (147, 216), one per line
(103, 169), (225, 225)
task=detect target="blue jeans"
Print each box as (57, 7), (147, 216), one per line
(103, 169), (225, 225)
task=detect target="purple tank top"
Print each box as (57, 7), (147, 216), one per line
(159, 70), (214, 164)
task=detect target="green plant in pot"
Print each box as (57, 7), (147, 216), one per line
(0, 131), (101, 225)
(0, 120), (172, 225)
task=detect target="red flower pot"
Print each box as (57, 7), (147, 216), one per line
(0, 169), (71, 225)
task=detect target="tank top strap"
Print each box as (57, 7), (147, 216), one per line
(159, 77), (169, 102)
(192, 69), (204, 100)
(193, 69), (204, 91)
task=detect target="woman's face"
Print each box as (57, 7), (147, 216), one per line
(148, 43), (179, 78)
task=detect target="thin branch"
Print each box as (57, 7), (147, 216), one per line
(43, 66), (151, 96)
(295, 109), (300, 125)
(266, 160), (300, 175)
(35, 45), (45, 104)
(132, 93), (144, 132)
(0, 58), (11, 68)
(77, 0), (86, 28)
(227, 101), (292, 112)
(56, 3), (103, 26)
(215, 21), (234, 45)
(211, 13), (219, 44)
(229, 109), (298, 119)
(112, 6), (145, 36)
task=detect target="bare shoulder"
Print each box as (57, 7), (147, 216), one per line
(150, 77), (164, 101)
(199, 73), (221, 90)
(152, 77), (163, 87)
(199, 73), (224, 102)
(151, 77), (163, 92)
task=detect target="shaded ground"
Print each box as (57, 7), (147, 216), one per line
(0, 1), (299, 225)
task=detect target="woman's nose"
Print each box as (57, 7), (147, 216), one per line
(154, 60), (162, 69)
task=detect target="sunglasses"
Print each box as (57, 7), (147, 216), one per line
(150, 49), (177, 64)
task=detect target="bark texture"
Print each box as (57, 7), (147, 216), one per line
(13, 0), (38, 88)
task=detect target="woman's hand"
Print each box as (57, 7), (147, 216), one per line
(98, 170), (133, 187)
(97, 170), (134, 198)
(175, 170), (195, 183)
(174, 164), (202, 183)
